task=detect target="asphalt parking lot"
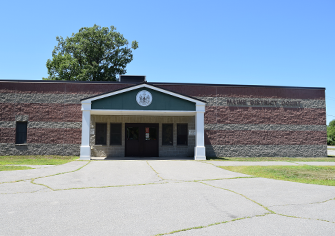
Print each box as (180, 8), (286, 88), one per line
(1, 160), (335, 235)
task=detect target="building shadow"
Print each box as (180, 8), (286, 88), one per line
(91, 156), (194, 160)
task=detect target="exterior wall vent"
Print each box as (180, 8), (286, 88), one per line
(119, 75), (146, 83)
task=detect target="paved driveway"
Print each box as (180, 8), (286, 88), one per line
(1, 160), (335, 235)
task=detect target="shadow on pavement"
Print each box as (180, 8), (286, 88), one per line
(91, 156), (194, 161)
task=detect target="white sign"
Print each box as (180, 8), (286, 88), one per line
(90, 129), (95, 135)
(136, 90), (152, 107)
(189, 130), (196, 136)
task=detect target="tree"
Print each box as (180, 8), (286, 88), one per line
(327, 119), (335, 145)
(44, 25), (138, 81)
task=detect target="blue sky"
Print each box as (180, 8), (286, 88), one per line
(0, 0), (334, 125)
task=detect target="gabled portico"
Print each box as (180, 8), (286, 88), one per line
(80, 83), (206, 160)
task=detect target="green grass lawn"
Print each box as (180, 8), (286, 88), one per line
(208, 157), (335, 162)
(220, 165), (335, 186)
(0, 155), (79, 171)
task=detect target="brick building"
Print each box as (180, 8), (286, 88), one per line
(0, 77), (327, 159)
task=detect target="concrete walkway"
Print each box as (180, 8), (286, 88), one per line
(1, 160), (335, 235)
(208, 161), (335, 166)
(328, 146), (335, 156)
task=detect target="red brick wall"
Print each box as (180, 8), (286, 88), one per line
(156, 84), (325, 100)
(0, 104), (15, 121)
(0, 81), (324, 99)
(0, 128), (15, 143)
(205, 107), (326, 125)
(27, 128), (81, 144)
(205, 130), (327, 145)
(0, 81), (326, 148)
(0, 81), (131, 94)
(158, 83), (326, 148)
(0, 103), (82, 122)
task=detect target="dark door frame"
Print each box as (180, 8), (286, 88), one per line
(125, 123), (159, 157)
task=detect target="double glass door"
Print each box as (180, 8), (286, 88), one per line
(125, 123), (159, 157)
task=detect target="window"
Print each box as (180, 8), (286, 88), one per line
(126, 127), (139, 140)
(16, 122), (27, 144)
(110, 123), (122, 145)
(145, 127), (157, 141)
(95, 123), (107, 145)
(177, 124), (188, 145)
(162, 124), (173, 145)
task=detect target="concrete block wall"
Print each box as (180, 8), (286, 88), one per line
(0, 80), (327, 157)
(155, 83), (327, 157)
(0, 81), (131, 156)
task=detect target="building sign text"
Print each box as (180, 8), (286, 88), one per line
(227, 99), (301, 107)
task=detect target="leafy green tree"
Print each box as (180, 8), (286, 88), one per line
(327, 119), (335, 145)
(44, 25), (138, 81)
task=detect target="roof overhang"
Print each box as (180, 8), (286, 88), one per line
(81, 83), (206, 105)
(81, 83), (206, 113)
(90, 110), (197, 116)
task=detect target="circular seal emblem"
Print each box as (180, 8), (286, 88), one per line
(136, 90), (152, 107)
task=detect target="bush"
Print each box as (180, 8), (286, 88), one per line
(328, 119), (335, 146)
(327, 136), (334, 145)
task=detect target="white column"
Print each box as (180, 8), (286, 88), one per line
(194, 104), (206, 160)
(80, 102), (91, 160)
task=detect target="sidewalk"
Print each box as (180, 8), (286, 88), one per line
(328, 146), (335, 156)
(207, 161), (335, 166)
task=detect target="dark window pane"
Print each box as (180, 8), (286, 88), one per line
(95, 123), (107, 145)
(127, 127), (139, 140)
(177, 124), (188, 145)
(110, 123), (122, 145)
(162, 124), (173, 145)
(145, 127), (157, 141)
(16, 122), (27, 144)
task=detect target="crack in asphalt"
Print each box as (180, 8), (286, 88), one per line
(154, 182), (335, 236)
(146, 161), (165, 180)
(149, 164), (335, 235)
(1, 160), (334, 236)
(0, 161), (90, 185)
(199, 181), (275, 214)
(275, 213), (335, 223)
(0, 161), (91, 194)
(154, 213), (273, 236)
(269, 197), (335, 207)
(29, 160), (91, 191)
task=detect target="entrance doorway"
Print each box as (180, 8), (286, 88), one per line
(125, 123), (159, 157)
